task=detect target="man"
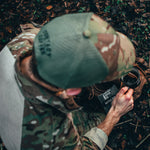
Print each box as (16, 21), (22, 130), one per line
(0, 12), (135, 150)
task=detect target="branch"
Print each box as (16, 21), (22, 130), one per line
(136, 133), (150, 149)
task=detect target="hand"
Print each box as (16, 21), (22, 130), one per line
(112, 86), (134, 118)
(97, 87), (134, 136)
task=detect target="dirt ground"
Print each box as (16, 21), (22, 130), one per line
(0, 0), (150, 149)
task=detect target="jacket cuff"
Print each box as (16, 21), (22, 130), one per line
(84, 127), (108, 150)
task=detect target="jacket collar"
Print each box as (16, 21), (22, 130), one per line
(14, 50), (81, 113)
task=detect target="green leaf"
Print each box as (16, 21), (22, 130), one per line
(104, 6), (110, 12)
(78, 7), (85, 13)
(33, 10), (36, 15)
(2, 39), (6, 42)
(117, 0), (123, 4)
(145, 28), (149, 32)
(37, 0), (41, 3)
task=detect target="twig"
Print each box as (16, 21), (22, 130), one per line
(149, 51), (150, 67)
(17, 0), (23, 8)
(115, 119), (132, 127)
(105, 145), (113, 150)
(64, 1), (67, 7)
(129, 123), (150, 128)
(76, 2), (80, 7)
(135, 133), (150, 149)
(95, 2), (101, 12)
(135, 121), (139, 133)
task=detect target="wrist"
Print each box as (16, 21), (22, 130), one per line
(97, 107), (120, 136)
(107, 106), (121, 125)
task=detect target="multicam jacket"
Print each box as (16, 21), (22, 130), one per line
(0, 24), (107, 150)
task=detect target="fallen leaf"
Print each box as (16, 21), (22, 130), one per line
(46, 5), (53, 10)
(5, 26), (12, 33)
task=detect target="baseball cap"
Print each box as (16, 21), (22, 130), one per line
(33, 12), (135, 89)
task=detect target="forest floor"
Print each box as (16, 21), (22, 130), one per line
(0, 0), (150, 149)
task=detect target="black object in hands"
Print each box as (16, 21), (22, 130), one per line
(74, 68), (140, 113)
(98, 85), (119, 113)
(98, 67), (141, 113)
(121, 67), (141, 89)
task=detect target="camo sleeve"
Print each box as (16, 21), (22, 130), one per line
(7, 27), (40, 58)
(21, 97), (107, 150)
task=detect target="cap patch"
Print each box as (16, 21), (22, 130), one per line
(38, 30), (51, 57)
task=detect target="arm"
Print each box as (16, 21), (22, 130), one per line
(84, 87), (134, 149)
(98, 87), (134, 135)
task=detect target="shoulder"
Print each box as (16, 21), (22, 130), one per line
(7, 24), (40, 58)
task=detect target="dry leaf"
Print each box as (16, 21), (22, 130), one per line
(46, 5), (53, 10)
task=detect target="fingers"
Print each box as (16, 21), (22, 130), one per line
(117, 86), (129, 97)
(127, 102), (134, 111)
(125, 88), (134, 100)
(127, 105), (133, 112)
(117, 87), (134, 99)
(127, 97), (134, 110)
(128, 97), (134, 105)
(131, 103), (134, 109)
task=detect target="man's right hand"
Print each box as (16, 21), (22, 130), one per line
(97, 87), (134, 136)
(111, 86), (134, 119)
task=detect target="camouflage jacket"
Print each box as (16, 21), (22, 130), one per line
(0, 24), (107, 150)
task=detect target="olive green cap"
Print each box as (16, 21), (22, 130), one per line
(34, 13), (135, 89)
